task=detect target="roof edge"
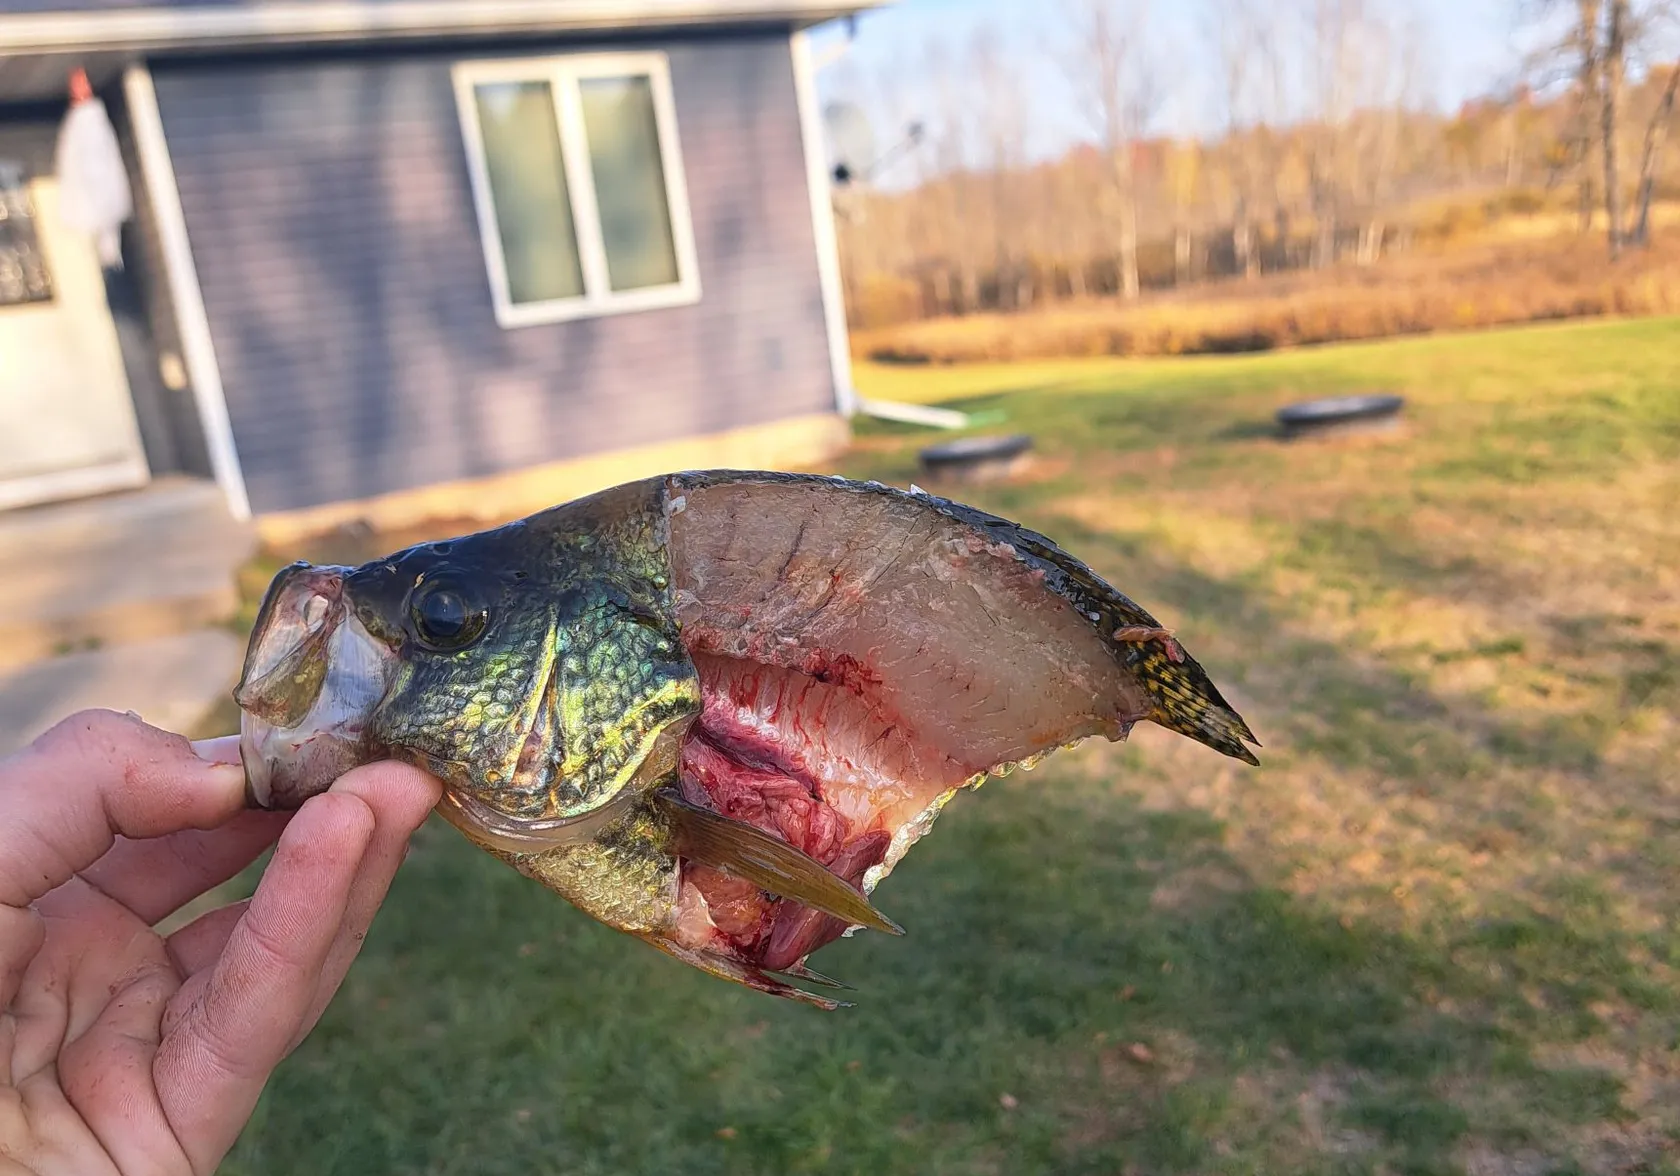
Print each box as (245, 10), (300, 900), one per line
(0, 0), (888, 54)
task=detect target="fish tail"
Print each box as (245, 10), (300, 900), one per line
(1116, 636), (1260, 765)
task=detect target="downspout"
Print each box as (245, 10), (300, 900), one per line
(791, 21), (971, 431)
(122, 63), (251, 520)
(790, 27), (859, 420)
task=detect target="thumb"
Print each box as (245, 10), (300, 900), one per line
(0, 710), (247, 909)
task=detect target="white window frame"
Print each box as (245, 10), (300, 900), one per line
(451, 51), (701, 329)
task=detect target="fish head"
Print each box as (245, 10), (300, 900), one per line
(237, 501), (702, 850)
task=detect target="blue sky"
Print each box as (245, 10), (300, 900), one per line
(812, 0), (1531, 180)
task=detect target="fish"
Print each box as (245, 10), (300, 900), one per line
(234, 471), (1259, 1008)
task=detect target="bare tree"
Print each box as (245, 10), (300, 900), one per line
(1206, 0), (1265, 277)
(1253, 10), (1299, 268)
(918, 37), (987, 313)
(1632, 61), (1680, 243)
(1351, 10), (1425, 265)
(1164, 139), (1201, 283)
(1304, 0), (1357, 268)
(1059, 0), (1159, 301)
(1047, 151), (1103, 297)
(1572, 0), (1606, 234)
(1603, 0), (1630, 254)
(1526, 0), (1675, 254)
(971, 24), (1036, 309)
(818, 0), (1676, 331)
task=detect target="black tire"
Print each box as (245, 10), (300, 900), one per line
(1276, 395), (1405, 438)
(919, 434), (1034, 470)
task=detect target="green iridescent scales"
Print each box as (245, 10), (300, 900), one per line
(465, 482), (704, 935)
(377, 626), (555, 809)
(510, 478), (701, 820)
(552, 597), (699, 817)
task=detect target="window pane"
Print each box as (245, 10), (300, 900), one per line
(473, 80), (584, 304)
(579, 75), (680, 292)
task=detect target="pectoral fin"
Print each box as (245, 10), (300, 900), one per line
(655, 792), (905, 938)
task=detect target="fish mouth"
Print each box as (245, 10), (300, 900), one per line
(237, 562), (398, 808)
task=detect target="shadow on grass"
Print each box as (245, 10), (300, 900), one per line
(1209, 417), (1282, 443)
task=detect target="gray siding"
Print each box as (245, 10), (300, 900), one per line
(151, 36), (833, 515)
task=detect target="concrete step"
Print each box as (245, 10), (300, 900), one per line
(0, 477), (256, 669)
(0, 475), (248, 558)
(0, 628), (245, 757)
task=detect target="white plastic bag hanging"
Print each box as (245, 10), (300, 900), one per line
(54, 91), (132, 269)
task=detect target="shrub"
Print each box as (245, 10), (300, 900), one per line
(853, 232), (1680, 365)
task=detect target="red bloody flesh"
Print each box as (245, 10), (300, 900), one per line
(674, 654), (924, 969)
(663, 478), (1158, 973)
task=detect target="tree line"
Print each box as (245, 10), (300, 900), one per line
(826, 0), (1680, 327)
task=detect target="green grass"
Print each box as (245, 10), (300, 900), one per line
(218, 316), (1680, 1175)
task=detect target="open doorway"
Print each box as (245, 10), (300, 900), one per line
(0, 156), (150, 512)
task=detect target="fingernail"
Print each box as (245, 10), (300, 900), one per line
(191, 734), (243, 764)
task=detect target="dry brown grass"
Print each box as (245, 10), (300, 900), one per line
(855, 231), (1680, 364)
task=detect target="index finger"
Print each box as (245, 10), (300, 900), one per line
(0, 710), (247, 909)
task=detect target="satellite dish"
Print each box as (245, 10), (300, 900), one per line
(823, 101), (875, 187)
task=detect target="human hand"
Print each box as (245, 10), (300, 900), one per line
(0, 709), (443, 1175)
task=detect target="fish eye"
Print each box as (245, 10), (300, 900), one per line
(408, 576), (489, 651)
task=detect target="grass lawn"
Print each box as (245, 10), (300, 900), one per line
(215, 316), (1680, 1176)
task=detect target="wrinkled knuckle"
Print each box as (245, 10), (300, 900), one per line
(35, 707), (152, 762)
(240, 912), (308, 982)
(36, 711), (202, 810)
(179, 988), (258, 1086)
(69, 706), (141, 743)
(199, 1018), (257, 1087)
(31, 709), (102, 756)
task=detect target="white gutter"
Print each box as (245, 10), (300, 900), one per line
(0, 1), (887, 52)
(123, 63), (252, 521)
(789, 28), (857, 419)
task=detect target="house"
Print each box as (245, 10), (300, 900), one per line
(0, 0), (883, 541)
